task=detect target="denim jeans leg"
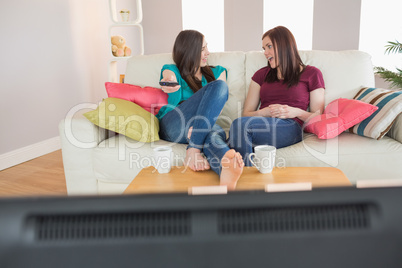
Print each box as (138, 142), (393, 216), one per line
(202, 124), (229, 175)
(158, 108), (188, 144)
(229, 117), (302, 166)
(159, 80), (228, 148)
(159, 80), (230, 174)
(186, 80), (228, 149)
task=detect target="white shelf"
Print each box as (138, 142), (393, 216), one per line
(109, 24), (144, 56)
(108, 0), (144, 82)
(110, 22), (142, 27)
(109, 0), (142, 24)
(110, 56), (131, 60)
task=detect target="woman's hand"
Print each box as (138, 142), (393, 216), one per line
(255, 106), (272, 117)
(268, 88), (325, 121)
(160, 73), (180, 93)
(268, 104), (301, 119)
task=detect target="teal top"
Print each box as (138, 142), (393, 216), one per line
(156, 64), (227, 120)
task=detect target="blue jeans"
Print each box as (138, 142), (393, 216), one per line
(228, 117), (303, 166)
(159, 80), (229, 175)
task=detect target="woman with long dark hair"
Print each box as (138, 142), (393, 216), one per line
(229, 26), (325, 166)
(157, 30), (243, 189)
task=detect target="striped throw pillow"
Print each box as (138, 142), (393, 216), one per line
(350, 87), (402, 139)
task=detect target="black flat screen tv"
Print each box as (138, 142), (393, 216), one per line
(1, 187), (402, 267)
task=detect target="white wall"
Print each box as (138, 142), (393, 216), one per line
(142, 0), (363, 53)
(0, 0), (110, 167)
(0, 0), (82, 154)
(142, 0), (183, 55)
(225, 0), (263, 52)
(313, 0), (362, 50)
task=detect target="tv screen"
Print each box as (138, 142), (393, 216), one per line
(1, 187), (402, 267)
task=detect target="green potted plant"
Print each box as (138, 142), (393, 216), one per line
(375, 40), (402, 90)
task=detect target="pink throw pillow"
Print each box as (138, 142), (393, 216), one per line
(105, 82), (168, 115)
(304, 98), (378, 139)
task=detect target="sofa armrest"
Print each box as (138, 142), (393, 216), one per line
(59, 110), (115, 195)
(387, 113), (402, 143)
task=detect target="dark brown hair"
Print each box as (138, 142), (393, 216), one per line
(263, 26), (305, 88)
(173, 30), (216, 92)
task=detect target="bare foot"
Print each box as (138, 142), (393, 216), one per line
(220, 149), (244, 191)
(184, 148), (210, 171)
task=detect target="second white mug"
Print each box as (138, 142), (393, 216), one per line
(248, 145), (276, 174)
(153, 146), (172, 174)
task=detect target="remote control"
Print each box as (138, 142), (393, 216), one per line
(159, 81), (179, 87)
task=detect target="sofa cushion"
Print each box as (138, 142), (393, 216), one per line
(276, 132), (402, 184)
(350, 87), (402, 139)
(93, 135), (187, 184)
(84, 98), (160, 142)
(91, 132), (402, 188)
(105, 82), (168, 115)
(304, 98), (378, 139)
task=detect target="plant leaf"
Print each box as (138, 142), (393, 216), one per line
(375, 67), (402, 90)
(385, 40), (402, 54)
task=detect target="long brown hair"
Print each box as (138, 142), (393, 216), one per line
(263, 26), (305, 88)
(173, 30), (216, 92)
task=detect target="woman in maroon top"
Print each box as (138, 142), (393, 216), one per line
(229, 26), (325, 166)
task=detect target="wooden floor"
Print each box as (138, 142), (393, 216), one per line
(0, 150), (67, 197)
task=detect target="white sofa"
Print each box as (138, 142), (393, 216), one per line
(59, 50), (402, 195)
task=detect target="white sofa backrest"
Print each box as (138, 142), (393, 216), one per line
(208, 52), (246, 130)
(125, 52), (247, 131)
(125, 50), (375, 131)
(301, 50), (375, 104)
(246, 50), (375, 105)
(125, 53), (174, 88)
(245, 50), (375, 105)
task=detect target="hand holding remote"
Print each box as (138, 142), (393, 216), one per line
(160, 75), (180, 93)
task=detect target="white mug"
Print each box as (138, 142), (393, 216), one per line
(248, 145), (276, 174)
(153, 146), (172, 174)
